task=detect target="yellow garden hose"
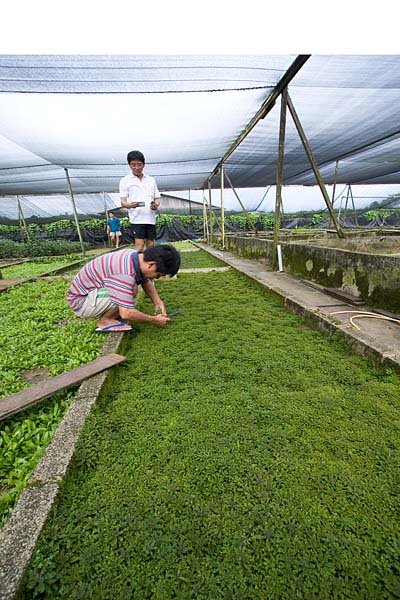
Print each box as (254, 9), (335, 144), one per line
(330, 310), (400, 331)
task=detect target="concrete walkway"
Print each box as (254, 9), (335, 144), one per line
(198, 243), (400, 373)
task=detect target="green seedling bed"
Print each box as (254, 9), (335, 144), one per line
(0, 279), (104, 525)
(179, 249), (225, 269)
(167, 241), (197, 250)
(0, 256), (85, 279)
(23, 270), (400, 599)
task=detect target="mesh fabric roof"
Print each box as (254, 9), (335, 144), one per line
(0, 54), (399, 199)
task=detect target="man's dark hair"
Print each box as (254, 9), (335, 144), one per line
(143, 244), (180, 276)
(127, 150), (145, 164)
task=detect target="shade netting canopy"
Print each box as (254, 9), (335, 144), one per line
(0, 54), (399, 200)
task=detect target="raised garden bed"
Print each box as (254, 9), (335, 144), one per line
(20, 269), (400, 599)
(0, 279), (105, 525)
(0, 256), (86, 280)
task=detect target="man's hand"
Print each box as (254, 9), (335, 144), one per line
(153, 314), (170, 327)
(154, 302), (166, 315)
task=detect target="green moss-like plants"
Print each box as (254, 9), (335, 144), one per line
(22, 270), (400, 599)
(179, 249), (225, 269)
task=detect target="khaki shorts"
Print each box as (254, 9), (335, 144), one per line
(73, 288), (115, 318)
(109, 231), (121, 237)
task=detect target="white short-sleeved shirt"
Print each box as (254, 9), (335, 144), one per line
(119, 173), (160, 225)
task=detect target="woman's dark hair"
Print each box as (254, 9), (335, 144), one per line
(143, 244), (180, 276)
(127, 150), (145, 164)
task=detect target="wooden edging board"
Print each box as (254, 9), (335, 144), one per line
(0, 353), (126, 421)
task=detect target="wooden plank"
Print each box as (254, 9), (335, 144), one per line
(323, 287), (365, 305)
(0, 353), (126, 421)
(34, 259), (86, 277)
(0, 278), (30, 292)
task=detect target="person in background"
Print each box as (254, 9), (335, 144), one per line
(120, 150), (160, 251)
(66, 244), (180, 332)
(106, 211), (121, 249)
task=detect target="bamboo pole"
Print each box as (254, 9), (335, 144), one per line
(349, 185), (359, 227)
(17, 196), (31, 241)
(223, 171), (248, 214)
(202, 190), (209, 240)
(208, 181), (214, 245)
(220, 164), (225, 249)
(254, 186), (271, 212)
(286, 93), (344, 238)
(64, 168), (86, 255)
(17, 196), (24, 242)
(103, 191), (111, 247)
(329, 160), (340, 228)
(203, 55), (310, 188)
(272, 87), (288, 270)
(342, 185), (350, 224)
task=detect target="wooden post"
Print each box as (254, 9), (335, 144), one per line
(17, 196), (31, 241)
(224, 171), (248, 214)
(220, 164), (225, 249)
(64, 168), (86, 255)
(208, 181), (213, 245)
(286, 93), (344, 238)
(272, 87), (288, 270)
(254, 186), (272, 212)
(103, 191), (111, 247)
(329, 160), (340, 228)
(202, 190), (209, 241)
(349, 185), (359, 227)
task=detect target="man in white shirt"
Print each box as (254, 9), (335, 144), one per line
(120, 150), (161, 250)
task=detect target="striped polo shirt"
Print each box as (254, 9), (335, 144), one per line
(66, 249), (140, 312)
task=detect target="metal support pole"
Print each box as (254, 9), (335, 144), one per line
(208, 181), (214, 245)
(286, 93), (344, 238)
(17, 196), (30, 241)
(220, 164), (225, 249)
(273, 87), (288, 270)
(65, 168), (86, 255)
(223, 171), (248, 214)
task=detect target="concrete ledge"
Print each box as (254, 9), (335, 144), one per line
(0, 485), (59, 600)
(0, 331), (126, 600)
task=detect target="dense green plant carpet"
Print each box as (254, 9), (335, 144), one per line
(23, 271), (400, 599)
(0, 279), (104, 525)
(179, 250), (225, 269)
(0, 256), (85, 279)
(168, 241), (198, 250)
